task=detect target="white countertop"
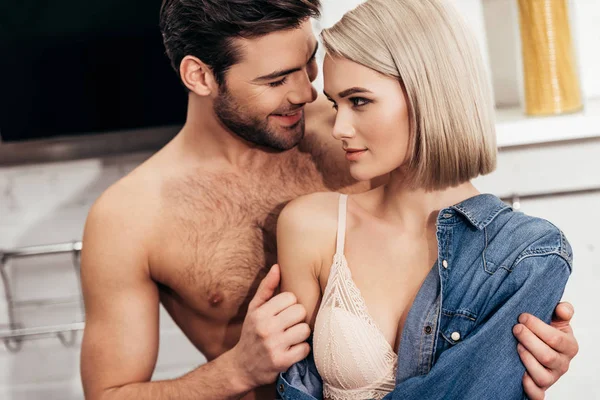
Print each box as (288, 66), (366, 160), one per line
(496, 98), (600, 148)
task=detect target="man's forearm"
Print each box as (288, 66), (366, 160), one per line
(97, 349), (252, 400)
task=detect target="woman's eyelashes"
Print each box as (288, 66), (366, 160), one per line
(349, 97), (371, 108)
(328, 97), (372, 111)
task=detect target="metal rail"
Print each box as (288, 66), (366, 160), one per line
(0, 241), (84, 352)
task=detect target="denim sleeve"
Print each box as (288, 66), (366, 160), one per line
(383, 254), (571, 400)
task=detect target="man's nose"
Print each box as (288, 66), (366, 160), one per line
(288, 72), (318, 105)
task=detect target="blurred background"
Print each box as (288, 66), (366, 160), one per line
(0, 0), (598, 398)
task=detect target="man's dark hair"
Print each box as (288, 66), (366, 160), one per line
(159, 0), (321, 86)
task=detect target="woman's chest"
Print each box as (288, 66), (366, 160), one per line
(318, 233), (438, 350)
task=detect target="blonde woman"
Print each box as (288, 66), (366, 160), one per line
(275, 0), (572, 399)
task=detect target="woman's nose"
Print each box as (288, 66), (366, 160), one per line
(332, 111), (355, 141)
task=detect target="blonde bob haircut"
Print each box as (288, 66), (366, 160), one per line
(321, 0), (497, 190)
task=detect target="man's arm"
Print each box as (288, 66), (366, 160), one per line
(80, 189), (309, 400)
(514, 302), (579, 400)
(80, 191), (251, 400)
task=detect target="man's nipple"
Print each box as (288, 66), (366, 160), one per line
(208, 292), (224, 307)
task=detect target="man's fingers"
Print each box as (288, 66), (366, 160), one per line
(517, 343), (555, 388)
(522, 371), (547, 400)
(517, 313), (571, 355)
(248, 264), (280, 312)
(518, 312), (579, 359)
(283, 322), (311, 345)
(514, 322), (563, 370)
(552, 302), (574, 325)
(276, 303), (307, 329)
(261, 291), (299, 317)
(283, 341), (311, 369)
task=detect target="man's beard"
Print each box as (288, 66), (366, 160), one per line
(213, 86), (305, 151)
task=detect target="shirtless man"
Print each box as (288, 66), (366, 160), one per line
(80, 1), (579, 399)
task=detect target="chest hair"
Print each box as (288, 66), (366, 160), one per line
(159, 149), (328, 309)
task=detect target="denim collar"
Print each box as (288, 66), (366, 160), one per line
(446, 193), (512, 231)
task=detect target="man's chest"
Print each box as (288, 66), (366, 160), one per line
(152, 163), (327, 320)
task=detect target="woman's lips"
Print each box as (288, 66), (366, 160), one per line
(345, 149), (367, 161)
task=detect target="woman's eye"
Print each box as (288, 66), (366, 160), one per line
(269, 77), (287, 88)
(332, 103), (339, 111)
(350, 97), (370, 107)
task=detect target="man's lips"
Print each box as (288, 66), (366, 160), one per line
(270, 109), (303, 125)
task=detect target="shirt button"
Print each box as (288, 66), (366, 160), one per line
(278, 383), (285, 394)
(442, 260), (448, 269)
(451, 331), (461, 341)
(443, 213), (453, 219)
(424, 325), (433, 334)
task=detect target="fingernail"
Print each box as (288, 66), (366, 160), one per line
(517, 343), (524, 353)
(519, 314), (528, 324)
(513, 324), (523, 335)
(566, 304), (574, 317)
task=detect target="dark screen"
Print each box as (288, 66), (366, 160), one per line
(0, 0), (187, 142)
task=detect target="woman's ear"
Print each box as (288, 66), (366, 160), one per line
(179, 55), (219, 96)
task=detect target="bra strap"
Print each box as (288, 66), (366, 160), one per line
(336, 194), (348, 255)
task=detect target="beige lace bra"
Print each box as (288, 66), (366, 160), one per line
(313, 194), (398, 400)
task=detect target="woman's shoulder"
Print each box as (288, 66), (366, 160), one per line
(277, 192), (344, 277)
(278, 192), (342, 236)
(488, 210), (573, 269)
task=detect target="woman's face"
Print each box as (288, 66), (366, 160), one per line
(323, 55), (411, 182)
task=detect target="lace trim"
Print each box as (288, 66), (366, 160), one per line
(323, 384), (395, 400)
(314, 193), (398, 398)
(314, 252), (398, 398)
(322, 253), (397, 360)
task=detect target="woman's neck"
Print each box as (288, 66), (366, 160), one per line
(375, 174), (480, 235)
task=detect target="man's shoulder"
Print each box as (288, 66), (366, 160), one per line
(81, 162), (163, 281)
(87, 158), (162, 235)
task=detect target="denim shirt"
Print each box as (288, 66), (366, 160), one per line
(276, 194), (572, 400)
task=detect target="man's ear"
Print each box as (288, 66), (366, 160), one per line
(179, 55), (219, 96)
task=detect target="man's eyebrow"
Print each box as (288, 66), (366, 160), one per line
(252, 42), (319, 83)
(253, 67), (301, 82)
